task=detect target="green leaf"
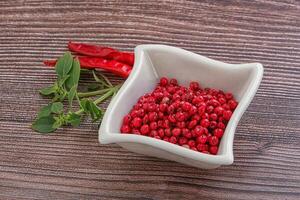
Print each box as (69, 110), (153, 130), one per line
(68, 85), (77, 108)
(37, 104), (52, 118)
(32, 115), (56, 133)
(66, 113), (81, 127)
(39, 85), (57, 96)
(80, 99), (103, 121)
(52, 117), (63, 129)
(51, 102), (63, 114)
(66, 58), (80, 90)
(55, 52), (73, 79)
(58, 75), (70, 87)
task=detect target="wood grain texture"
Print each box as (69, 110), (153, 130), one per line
(0, 0), (299, 199)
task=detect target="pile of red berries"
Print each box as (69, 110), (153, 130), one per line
(120, 77), (238, 155)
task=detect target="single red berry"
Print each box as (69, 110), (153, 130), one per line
(150, 122), (158, 130)
(176, 121), (186, 128)
(122, 115), (131, 125)
(209, 121), (217, 129)
(188, 140), (196, 147)
(142, 103), (149, 111)
(222, 104), (230, 110)
(157, 120), (163, 128)
(170, 78), (178, 86)
(188, 120), (197, 129)
(175, 112), (186, 122)
(172, 94), (181, 101)
(194, 126), (204, 136)
(225, 93), (233, 100)
(192, 96), (204, 106)
(200, 119), (210, 128)
(192, 114), (201, 121)
(218, 97), (226, 105)
(164, 128), (172, 137)
(182, 102), (192, 111)
(209, 146), (218, 155)
(163, 119), (170, 128)
(142, 114), (149, 124)
(196, 134), (208, 144)
(121, 125), (131, 133)
(214, 128), (224, 138)
(203, 127), (209, 135)
(160, 77), (169, 86)
(196, 143), (208, 152)
(201, 113), (209, 119)
(217, 122), (225, 129)
(163, 136), (169, 142)
(210, 113), (218, 121)
(189, 81), (200, 91)
(159, 103), (168, 112)
(148, 112), (158, 122)
(168, 114), (176, 123)
(149, 130), (158, 137)
(158, 129), (165, 138)
(167, 86), (176, 94)
(132, 117), (142, 128)
(172, 128), (181, 137)
(140, 124), (150, 135)
(214, 106), (224, 116)
(161, 96), (170, 104)
(154, 135), (161, 140)
(206, 105), (214, 113)
(189, 106), (198, 115)
(130, 110), (139, 118)
(208, 135), (219, 146)
(191, 147), (198, 151)
(198, 105), (206, 116)
(178, 137), (188, 145)
(182, 128), (192, 139)
(228, 99), (238, 110)
(132, 128), (140, 134)
(137, 109), (145, 117)
(169, 136), (177, 144)
(223, 110), (233, 121)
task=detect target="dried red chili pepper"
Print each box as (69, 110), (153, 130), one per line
(44, 57), (132, 78)
(68, 41), (134, 66)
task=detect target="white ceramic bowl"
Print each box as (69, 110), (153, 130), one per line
(99, 44), (263, 169)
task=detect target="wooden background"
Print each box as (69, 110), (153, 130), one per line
(0, 0), (299, 199)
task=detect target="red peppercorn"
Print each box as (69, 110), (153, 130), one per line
(170, 78), (178, 86)
(197, 143), (208, 152)
(189, 106), (198, 115)
(163, 136), (169, 142)
(192, 96), (204, 106)
(214, 106), (224, 116)
(189, 81), (200, 91)
(182, 102), (192, 111)
(158, 129), (165, 138)
(225, 93), (233, 100)
(164, 128), (172, 137)
(140, 124), (150, 135)
(160, 77), (169, 86)
(218, 97), (226, 105)
(169, 136), (177, 144)
(210, 113), (218, 121)
(150, 122), (158, 130)
(172, 128), (181, 137)
(223, 110), (233, 121)
(209, 121), (217, 129)
(148, 112), (158, 122)
(198, 105), (206, 116)
(132, 129), (140, 134)
(228, 99), (238, 110)
(196, 134), (208, 144)
(206, 105), (214, 113)
(178, 137), (188, 145)
(175, 112), (186, 122)
(194, 125), (204, 136)
(188, 120), (197, 129)
(121, 125), (131, 133)
(208, 135), (219, 146)
(209, 146), (218, 155)
(222, 104), (230, 110)
(188, 140), (196, 148)
(122, 115), (131, 125)
(176, 121), (186, 128)
(192, 114), (201, 122)
(132, 117), (142, 128)
(159, 103), (168, 112)
(214, 128), (224, 138)
(217, 122), (225, 129)
(200, 119), (210, 128)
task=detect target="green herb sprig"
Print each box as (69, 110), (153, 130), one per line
(32, 52), (121, 133)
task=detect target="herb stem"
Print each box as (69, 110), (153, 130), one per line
(77, 88), (111, 98)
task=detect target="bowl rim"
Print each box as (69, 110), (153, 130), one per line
(99, 44), (264, 166)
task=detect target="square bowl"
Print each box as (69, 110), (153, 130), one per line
(99, 44), (263, 169)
